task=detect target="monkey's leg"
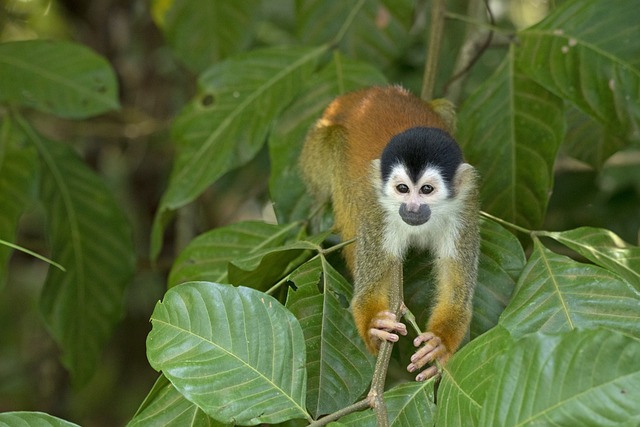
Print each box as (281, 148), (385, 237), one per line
(408, 258), (474, 381)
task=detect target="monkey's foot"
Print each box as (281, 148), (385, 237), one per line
(368, 311), (407, 346)
(407, 332), (449, 381)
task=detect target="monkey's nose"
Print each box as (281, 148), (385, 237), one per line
(399, 204), (430, 226)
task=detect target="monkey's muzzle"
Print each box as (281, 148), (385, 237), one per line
(399, 203), (431, 226)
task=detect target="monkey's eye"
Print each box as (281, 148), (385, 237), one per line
(396, 184), (410, 194)
(420, 184), (434, 194)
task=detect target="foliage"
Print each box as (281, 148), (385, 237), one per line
(0, 0), (639, 426)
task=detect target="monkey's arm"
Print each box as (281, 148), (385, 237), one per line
(408, 164), (480, 381)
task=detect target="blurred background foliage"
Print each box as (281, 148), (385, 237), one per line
(0, 0), (638, 425)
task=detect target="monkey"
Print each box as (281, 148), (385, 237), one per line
(299, 86), (480, 381)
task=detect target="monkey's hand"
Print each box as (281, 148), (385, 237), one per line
(407, 332), (450, 381)
(367, 310), (407, 352)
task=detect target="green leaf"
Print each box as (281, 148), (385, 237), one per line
(147, 282), (310, 425)
(269, 53), (387, 223)
(0, 118), (38, 288)
(500, 239), (640, 339)
(0, 40), (119, 118)
(159, 0), (261, 72)
(458, 46), (565, 229)
(338, 381), (436, 426)
(436, 326), (514, 427)
(128, 374), (225, 427)
(539, 226), (640, 291)
(22, 123), (135, 386)
(286, 258), (374, 418)
(0, 412), (80, 427)
(168, 221), (301, 288)
(471, 218), (525, 338)
(479, 329), (640, 426)
(296, 0), (412, 70)
(517, 0), (640, 142)
(151, 46), (326, 258)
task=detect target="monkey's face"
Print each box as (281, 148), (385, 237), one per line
(380, 164), (451, 227)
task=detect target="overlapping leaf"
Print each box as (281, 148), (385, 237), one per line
(501, 239), (640, 339)
(168, 221), (301, 287)
(286, 258), (373, 418)
(268, 53), (387, 223)
(0, 412), (80, 427)
(151, 46), (326, 257)
(517, 0), (640, 141)
(147, 282), (309, 425)
(154, 0), (261, 72)
(0, 40), (119, 119)
(28, 129), (135, 386)
(458, 47), (565, 228)
(479, 330), (640, 426)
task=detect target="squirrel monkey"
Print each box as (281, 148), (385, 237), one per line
(299, 86), (480, 381)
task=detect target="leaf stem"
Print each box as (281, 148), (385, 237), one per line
(331, 0), (367, 48)
(421, 0), (446, 100)
(0, 238), (66, 272)
(480, 210), (533, 235)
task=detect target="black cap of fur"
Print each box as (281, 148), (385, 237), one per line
(380, 127), (463, 186)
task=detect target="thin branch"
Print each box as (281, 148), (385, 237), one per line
(307, 398), (371, 427)
(421, 0), (446, 100)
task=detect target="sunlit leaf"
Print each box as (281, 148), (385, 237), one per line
(458, 47), (565, 229)
(0, 40), (119, 118)
(21, 123), (135, 386)
(286, 258), (374, 418)
(147, 282), (310, 425)
(0, 412), (80, 427)
(151, 46), (326, 258)
(500, 239), (640, 339)
(128, 375), (224, 427)
(269, 53), (387, 223)
(479, 329), (640, 426)
(539, 226), (640, 291)
(517, 0), (640, 142)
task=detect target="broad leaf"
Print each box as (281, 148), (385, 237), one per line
(458, 46), (564, 229)
(24, 126), (135, 386)
(286, 258), (373, 418)
(479, 329), (640, 426)
(155, 0), (261, 72)
(147, 282), (310, 425)
(436, 326), (514, 427)
(0, 412), (80, 427)
(128, 374), (224, 427)
(151, 46), (326, 258)
(540, 226), (640, 291)
(500, 239), (640, 339)
(269, 53), (387, 223)
(517, 0), (640, 142)
(0, 40), (119, 118)
(0, 118), (38, 288)
(338, 381), (436, 426)
(168, 221), (300, 288)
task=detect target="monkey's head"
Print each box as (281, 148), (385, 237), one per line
(378, 127), (463, 227)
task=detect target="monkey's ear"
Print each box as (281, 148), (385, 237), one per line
(453, 163), (479, 197)
(429, 98), (456, 134)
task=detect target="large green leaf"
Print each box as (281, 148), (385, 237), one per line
(128, 374), (224, 427)
(0, 40), (119, 118)
(0, 118), (38, 288)
(479, 329), (640, 426)
(168, 221), (301, 288)
(0, 412), (80, 427)
(539, 226), (640, 291)
(500, 239), (640, 339)
(286, 258), (374, 418)
(436, 326), (514, 427)
(157, 0), (261, 72)
(458, 46), (565, 229)
(338, 381), (436, 426)
(21, 122), (135, 386)
(268, 53), (387, 224)
(147, 282), (310, 425)
(517, 0), (640, 142)
(151, 46), (326, 258)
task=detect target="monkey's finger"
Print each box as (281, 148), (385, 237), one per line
(413, 331), (436, 347)
(369, 328), (400, 343)
(373, 312), (408, 335)
(415, 365), (440, 382)
(408, 335), (442, 371)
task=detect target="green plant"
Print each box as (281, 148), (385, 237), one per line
(0, 0), (639, 426)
